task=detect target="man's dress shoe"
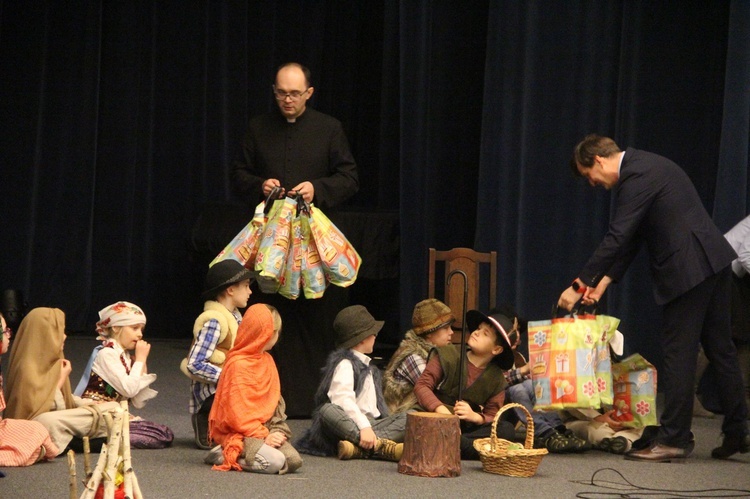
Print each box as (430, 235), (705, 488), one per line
(711, 433), (750, 460)
(624, 443), (690, 463)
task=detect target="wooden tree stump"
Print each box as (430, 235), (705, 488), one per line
(398, 412), (461, 478)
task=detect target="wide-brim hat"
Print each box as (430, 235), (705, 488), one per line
(411, 298), (455, 336)
(202, 260), (254, 301)
(333, 305), (384, 350)
(465, 310), (515, 370)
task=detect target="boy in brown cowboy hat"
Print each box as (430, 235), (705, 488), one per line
(414, 309), (519, 459)
(181, 260), (253, 449)
(383, 299), (454, 413)
(295, 305), (406, 461)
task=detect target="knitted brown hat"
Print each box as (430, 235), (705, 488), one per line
(411, 299), (455, 336)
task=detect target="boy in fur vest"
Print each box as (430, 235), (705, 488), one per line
(383, 299), (454, 413)
(414, 309), (518, 459)
(295, 305), (406, 461)
(181, 260), (253, 449)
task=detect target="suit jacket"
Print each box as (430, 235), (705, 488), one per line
(580, 148), (736, 305)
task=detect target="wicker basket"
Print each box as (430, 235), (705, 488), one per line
(473, 402), (548, 477)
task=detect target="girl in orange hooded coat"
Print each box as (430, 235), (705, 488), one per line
(206, 304), (302, 474)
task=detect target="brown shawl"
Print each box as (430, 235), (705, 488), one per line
(4, 308), (77, 419)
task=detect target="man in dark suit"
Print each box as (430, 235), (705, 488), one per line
(558, 134), (749, 462)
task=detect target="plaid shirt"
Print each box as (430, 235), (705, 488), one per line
(504, 367), (529, 386)
(393, 353), (427, 386)
(187, 309), (242, 413)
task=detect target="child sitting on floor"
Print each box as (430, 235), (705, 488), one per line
(5, 308), (119, 452)
(502, 309), (589, 453)
(383, 299), (455, 413)
(296, 305), (406, 461)
(560, 407), (644, 454)
(76, 301), (173, 449)
(205, 303), (302, 474)
(0, 311), (59, 466)
(181, 260), (253, 449)
(414, 309), (517, 459)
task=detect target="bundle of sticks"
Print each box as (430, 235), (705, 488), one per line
(67, 401), (143, 499)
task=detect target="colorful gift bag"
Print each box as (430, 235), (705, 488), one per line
(611, 353), (658, 428)
(255, 197), (297, 293)
(306, 204), (361, 287)
(299, 210), (327, 299)
(209, 199), (271, 269)
(528, 312), (618, 410)
(278, 206), (305, 299)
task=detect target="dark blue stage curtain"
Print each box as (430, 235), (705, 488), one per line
(1, 1), (747, 361)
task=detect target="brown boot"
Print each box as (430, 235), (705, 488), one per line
(373, 438), (403, 462)
(337, 440), (370, 460)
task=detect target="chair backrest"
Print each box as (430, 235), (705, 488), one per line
(427, 247), (497, 343)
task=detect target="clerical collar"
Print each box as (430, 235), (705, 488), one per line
(284, 108), (308, 124)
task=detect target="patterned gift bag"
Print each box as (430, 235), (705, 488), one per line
(306, 204), (361, 287)
(255, 197), (297, 293)
(299, 210), (327, 299)
(209, 198), (273, 269)
(611, 353), (658, 428)
(278, 202), (305, 299)
(528, 312), (618, 410)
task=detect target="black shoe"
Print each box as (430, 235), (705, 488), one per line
(711, 433), (750, 460)
(559, 427), (591, 452)
(598, 436), (629, 455)
(192, 413), (211, 450)
(535, 430), (574, 453)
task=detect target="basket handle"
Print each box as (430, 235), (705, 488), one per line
(490, 402), (536, 450)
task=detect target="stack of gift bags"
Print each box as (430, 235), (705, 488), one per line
(528, 309), (657, 428)
(210, 194), (361, 300)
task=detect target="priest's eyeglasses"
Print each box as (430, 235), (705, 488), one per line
(273, 86), (310, 101)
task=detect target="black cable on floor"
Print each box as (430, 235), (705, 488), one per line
(572, 467), (750, 498)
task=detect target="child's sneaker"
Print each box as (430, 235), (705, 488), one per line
(374, 438), (403, 462)
(535, 430), (574, 453)
(559, 427), (591, 452)
(598, 436), (630, 454)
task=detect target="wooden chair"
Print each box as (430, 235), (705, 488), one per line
(427, 247), (497, 343)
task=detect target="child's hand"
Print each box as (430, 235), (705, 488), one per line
(60, 359), (72, 379)
(454, 400), (483, 425)
(359, 427), (377, 450)
(265, 432), (287, 448)
(435, 405), (453, 416)
(57, 359), (72, 389)
(596, 410), (625, 431)
(134, 340), (151, 363)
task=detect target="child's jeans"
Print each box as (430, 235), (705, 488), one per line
(506, 379), (564, 437)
